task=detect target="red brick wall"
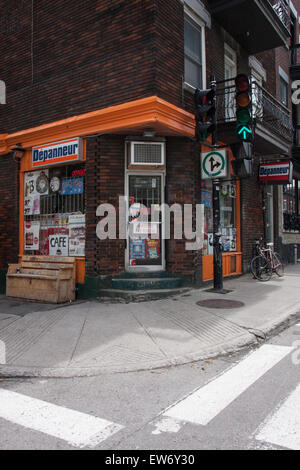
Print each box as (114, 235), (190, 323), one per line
(0, 154), (19, 270)
(1, 0), (272, 134)
(166, 137), (202, 279)
(84, 135), (203, 280)
(85, 135), (125, 277)
(240, 163), (265, 269)
(0, 0), (157, 133)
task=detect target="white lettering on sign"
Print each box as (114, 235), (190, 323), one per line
(32, 138), (82, 168)
(259, 162), (292, 183)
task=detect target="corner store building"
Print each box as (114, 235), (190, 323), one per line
(0, 0), (295, 297)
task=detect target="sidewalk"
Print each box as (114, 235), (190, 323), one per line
(0, 265), (300, 378)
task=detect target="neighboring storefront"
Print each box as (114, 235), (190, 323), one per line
(258, 160), (297, 263)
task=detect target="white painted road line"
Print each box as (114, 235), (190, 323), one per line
(163, 345), (293, 426)
(255, 382), (300, 450)
(0, 389), (123, 448)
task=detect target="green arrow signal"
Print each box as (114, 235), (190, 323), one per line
(237, 125), (252, 141)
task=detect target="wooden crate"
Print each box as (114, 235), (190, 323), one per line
(6, 256), (76, 303)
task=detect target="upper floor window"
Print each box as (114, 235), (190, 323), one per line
(184, 15), (205, 89)
(280, 76), (288, 107)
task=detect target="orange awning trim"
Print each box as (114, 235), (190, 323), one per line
(0, 96), (195, 154)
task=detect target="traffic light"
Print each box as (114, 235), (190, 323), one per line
(230, 142), (253, 178)
(194, 87), (216, 142)
(235, 74), (253, 142)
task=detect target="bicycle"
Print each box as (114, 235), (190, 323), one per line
(250, 239), (284, 281)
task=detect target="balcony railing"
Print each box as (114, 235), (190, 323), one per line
(268, 0), (291, 30)
(216, 80), (293, 142)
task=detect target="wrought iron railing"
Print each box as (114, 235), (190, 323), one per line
(216, 80), (293, 141)
(268, 0), (291, 30)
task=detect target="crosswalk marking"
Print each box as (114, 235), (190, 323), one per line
(255, 382), (300, 450)
(162, 345), (293, 426)
(0, 389), (123, 448)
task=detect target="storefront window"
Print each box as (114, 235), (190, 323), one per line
(202, 180), (237, 255)
(283, 180), (299, 215)
(24, 165), (86, 256)
(283, 179), (300, 232)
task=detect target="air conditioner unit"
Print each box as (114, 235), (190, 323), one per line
(128, 141), (165, 166)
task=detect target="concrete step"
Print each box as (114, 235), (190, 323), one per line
(99, 287), (190, 302)
(111, 277), (182, 291)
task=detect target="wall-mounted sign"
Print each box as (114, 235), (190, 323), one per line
(259, 162), (293, 184)
(32, 138), (83, 168)
(201, 150), (228, 179)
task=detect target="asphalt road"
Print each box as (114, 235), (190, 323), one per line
(0, 322), (299, 451)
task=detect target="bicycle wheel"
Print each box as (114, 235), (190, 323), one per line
(250, 255), (272, 281)
(273, 253), (284, 277)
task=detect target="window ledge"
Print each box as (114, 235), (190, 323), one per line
(183, 82), (197, 94)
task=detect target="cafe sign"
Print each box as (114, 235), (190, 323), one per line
(32, 137), (83, 168)
(258, 161), (293, 184)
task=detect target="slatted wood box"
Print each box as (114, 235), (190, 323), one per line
(6, 256), (76, 303)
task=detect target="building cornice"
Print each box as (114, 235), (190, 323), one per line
(0, 96), (195, 155)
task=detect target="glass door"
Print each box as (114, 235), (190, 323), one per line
(126, 173), (165, 271)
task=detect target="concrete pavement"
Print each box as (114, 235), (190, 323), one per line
(0, 265), (299, 378)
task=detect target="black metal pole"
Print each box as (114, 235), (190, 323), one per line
(212, 179), (223, 291)
(210, 74), (224, 292)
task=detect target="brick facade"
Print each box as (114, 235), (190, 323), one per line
(0, 154), (19, 291)
(0, 0), (296, 294)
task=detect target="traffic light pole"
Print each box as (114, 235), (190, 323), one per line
(210, 75), (224, 293)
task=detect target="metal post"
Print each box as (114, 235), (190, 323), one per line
(211, 74), (224, 292)
(212, 179), (223, 291)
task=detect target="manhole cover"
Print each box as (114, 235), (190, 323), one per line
(196, 299), (245, 309)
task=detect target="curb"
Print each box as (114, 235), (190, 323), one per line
(0, 306), (299, 380)
(0, 331), (256, 378)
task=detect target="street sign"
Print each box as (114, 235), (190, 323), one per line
(201, 150), (228, 179)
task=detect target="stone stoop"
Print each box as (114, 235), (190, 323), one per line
(99, 271), (189, 302)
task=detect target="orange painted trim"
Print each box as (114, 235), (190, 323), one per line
(202, 253), (243, 282)
(0, 96), (195, 155)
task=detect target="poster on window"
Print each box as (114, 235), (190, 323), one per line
(145, 238), (160, 259)
(68, 214), (86, 256)
(24, 221), (40, 251)
(24, 170), (49, 215)
(129, 236), (146, 261)
(61, 177), (84, 195)
(207, 233), (214, 255)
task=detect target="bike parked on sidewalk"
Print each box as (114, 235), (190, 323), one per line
(250, 239), (284, 281)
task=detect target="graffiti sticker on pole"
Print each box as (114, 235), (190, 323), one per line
(201, 150), (228, 179)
